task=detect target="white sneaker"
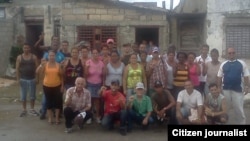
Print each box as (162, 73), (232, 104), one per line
(86, 119), (92, 124)
(64, 128), (73, 133)
(96, 118), (101, 124)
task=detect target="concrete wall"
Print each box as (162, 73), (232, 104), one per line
(0, 0), (169, 76)
(175, 0), (207, 14)
(206, 0), (250, 63)
(61, 0), (169, 50)
(0, 19), (14, 76)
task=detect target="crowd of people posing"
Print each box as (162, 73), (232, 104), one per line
(16, 35), (250, 136)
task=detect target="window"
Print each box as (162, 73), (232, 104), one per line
(226, 25), (250, 59)
(54, 20), (60, 37)
(77, 26), (117, 48)
(0, 8), (5, 19)
(178, 18), (204, 54)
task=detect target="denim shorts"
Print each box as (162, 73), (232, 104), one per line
(19, 79), (36, 101)
(87, 82), (102, 98)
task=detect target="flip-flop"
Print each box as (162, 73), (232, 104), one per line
(55, 121), (61, 125)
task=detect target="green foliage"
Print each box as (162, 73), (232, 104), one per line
(9, 46), (22, 68)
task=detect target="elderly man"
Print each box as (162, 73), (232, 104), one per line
(176, 80), (204, 125)
(63, 77), (92, 133)
(217, 47), (249, 124)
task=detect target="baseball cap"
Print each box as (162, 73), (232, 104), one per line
(107, 38), (114, 44)
(111, 79), (120, 85)
(152, 47), (159, 53)
(135, 82), (145, 89)
(154, 80), (163, 87)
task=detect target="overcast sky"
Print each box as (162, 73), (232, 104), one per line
(120, 0), (180, 9)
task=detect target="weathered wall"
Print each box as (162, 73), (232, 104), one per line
(0, 19), (14, 76)
(175, 0), (207, 14)
(206, 0), (250, 63)
(61, 0), (169, 51)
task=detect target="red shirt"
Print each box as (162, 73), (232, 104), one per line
(102, 90), (126, 115)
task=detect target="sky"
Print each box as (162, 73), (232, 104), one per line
(120, 0), (180, 9)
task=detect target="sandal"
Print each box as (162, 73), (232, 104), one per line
(55, 120), (61, 125)
(48, 119), (54, 125)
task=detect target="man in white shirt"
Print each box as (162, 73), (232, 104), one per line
(195, 44), (211, 96)
(176, 80), (204, 125)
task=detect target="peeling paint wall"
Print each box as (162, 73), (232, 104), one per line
(206, 0), (250, 63)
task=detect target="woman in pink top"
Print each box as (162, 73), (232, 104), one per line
(85, 48), (105, 124)
(187, 52), (201, 92)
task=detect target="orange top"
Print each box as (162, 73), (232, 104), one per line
(43, 63), (61, 87)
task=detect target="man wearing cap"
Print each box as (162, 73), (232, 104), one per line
(106, 38), (117, 52)
(146, 47), (168, 97)
(99, 79), (127, 136)
(151, 80), (176, 125)
(127, 82), (154, 131)
(63, 77), (93, 133)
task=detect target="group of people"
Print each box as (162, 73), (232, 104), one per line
(15, 34), (250, 136)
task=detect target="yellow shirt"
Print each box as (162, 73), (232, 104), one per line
(127, 63), (142, 88)
(43, 63), (61, 87)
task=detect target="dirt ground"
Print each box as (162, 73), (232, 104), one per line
(0, 78), (167, 141)
(1, 77), (250, 141)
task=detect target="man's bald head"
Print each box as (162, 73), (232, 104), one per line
(227, 47), (236, 61)
(75, 77), (86, 90)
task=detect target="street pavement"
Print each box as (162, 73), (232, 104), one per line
(0, 102), (167, 141)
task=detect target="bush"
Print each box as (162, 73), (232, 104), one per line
(9, 46), (22, 68)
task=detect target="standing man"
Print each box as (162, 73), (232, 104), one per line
(217, 47), (249, 124)
(195, 44), (211, 96)
(16, 43), (39, 117)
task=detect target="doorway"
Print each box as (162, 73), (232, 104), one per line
(135, 27), (159, 46)
(25, 20), (43, 59)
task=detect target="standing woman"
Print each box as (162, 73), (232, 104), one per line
(85, 48), (105, 123)
(105, 50), (125, 92)
(165, 50), (177, 95)
(36, 50), (64, 124)
(187, 52), (201, 92)
(173, 52), (189, 100)
(100, 45), (111, 65)
(63, 47), (84, 91)
(80, 47), (90, 67)
(123, 53), (147, 101)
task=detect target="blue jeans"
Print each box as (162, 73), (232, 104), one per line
(127, 109), (154, 130)
(101, 110), (127, 130)
(19, 79), (36, 101)
(41, 93), (46, 115)
(87, 82), (102, 98)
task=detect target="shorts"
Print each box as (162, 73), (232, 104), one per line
(87, 82), (102, 98)
(20, 79), (36, 101)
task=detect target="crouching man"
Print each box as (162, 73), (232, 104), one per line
(99, 79), (127, 136)
(127, 82), (154, 131)
(64, 77), (93, 133)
